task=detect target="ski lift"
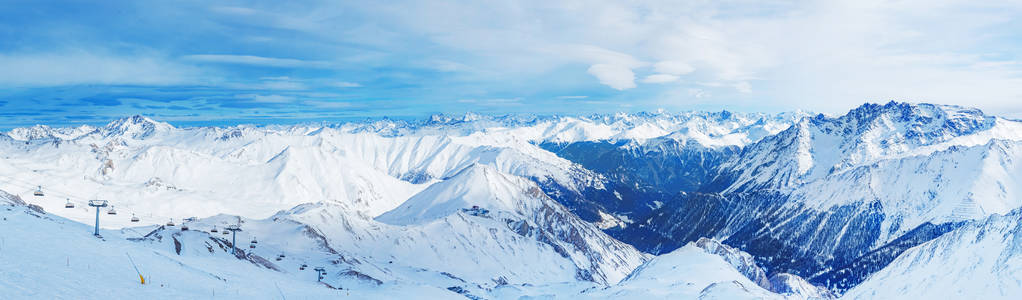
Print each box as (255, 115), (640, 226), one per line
(107, 205), (117, 215)
(211, 226), (219, 233)
(314, 267), (326, 282)
(166, 218), (175, 227)
(33, 186), (44, 197)
(130, 214), (140, 223)
(249, 237), (257, 249)
(64, 198), (75, 209)
(181, 223), (189, 231)
(300, 264), (308, 270)
(251, 237), (258, 244)
(222, 229), (230, 235)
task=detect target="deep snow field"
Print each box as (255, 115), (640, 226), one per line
(2, 102), (1021, 299)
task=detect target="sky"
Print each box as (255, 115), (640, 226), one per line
(1, 0), (1022, 128)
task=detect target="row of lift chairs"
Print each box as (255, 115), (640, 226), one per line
(166, 218), (261, 249)
(34, 185), (142, 223)
(38, 186), (320, 276)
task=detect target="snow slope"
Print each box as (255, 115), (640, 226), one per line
(843, 209), (1022, 299)
(718, 102), (1022, 194)
(377, 164), (649, 284)
(590, 244), (782, 299)
(0, 193), (461, 299)
(4, 104), (1021, 298)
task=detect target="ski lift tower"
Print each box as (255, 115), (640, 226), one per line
(88, 200), (109, 237)
(314, 267), (326, 282)
(225, 224), (242, 255)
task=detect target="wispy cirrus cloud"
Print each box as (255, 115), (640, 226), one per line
(2, 0), (1022, 128)
(0, 52), (199, 87)
(182, 54), (331, 68)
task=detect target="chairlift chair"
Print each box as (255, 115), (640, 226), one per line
(130, 214), (140, 222)
(181, 223), (189, 231)
(64, 198), (74, 209)
(166, 218), (175, 227)
(33, 186), (44, 197)
(107, 205), (117, 215)
(211, 226), (218, 233)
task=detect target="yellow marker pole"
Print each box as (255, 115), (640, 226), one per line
(126, 253), (145, 285)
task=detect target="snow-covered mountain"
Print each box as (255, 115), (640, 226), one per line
(0, 189), (781, 299)
(377, 164), (648, 284)
(3, 102), (1022, 298)
(714, 102), (1019, 193)
(588, 238), (830, 299)
(843, 209), (1022, 299)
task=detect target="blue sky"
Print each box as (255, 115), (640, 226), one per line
(2, 0), (1022, 128)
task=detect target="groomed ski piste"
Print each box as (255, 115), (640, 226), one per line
(2, 102), (1021, 299)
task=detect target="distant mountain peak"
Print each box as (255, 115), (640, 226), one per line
(102, 114), (174, 139)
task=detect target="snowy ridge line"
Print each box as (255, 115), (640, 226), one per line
(1, 109), (804, 147)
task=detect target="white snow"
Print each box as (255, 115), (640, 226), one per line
(843, 210), (1022, 299)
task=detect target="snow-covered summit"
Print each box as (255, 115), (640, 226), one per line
(376, 164), (650, 284)
(376, 164), (543, 225)
(719, 101), (1022, 193)
(99, 115), (175, 140)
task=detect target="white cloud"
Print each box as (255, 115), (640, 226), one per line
(642, 74), (680, 84)
(183, 54), (330, 68)
(688, 88), (709, 99)
(653, 61), (695, 75)
(236, 94), (295, 103)
(0, 52), (197, 86)
(304, 100), (353, 108)
(8, 0), (1022, 115)
(332, 81), (362, 88)
(456, 97), (523, 106)
(734, 81), (752, 93)
(587, 64), (636, 90)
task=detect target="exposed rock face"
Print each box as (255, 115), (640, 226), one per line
(0, 189), (26, 206)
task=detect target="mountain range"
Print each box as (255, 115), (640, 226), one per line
(2, 101), (1020, 298)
